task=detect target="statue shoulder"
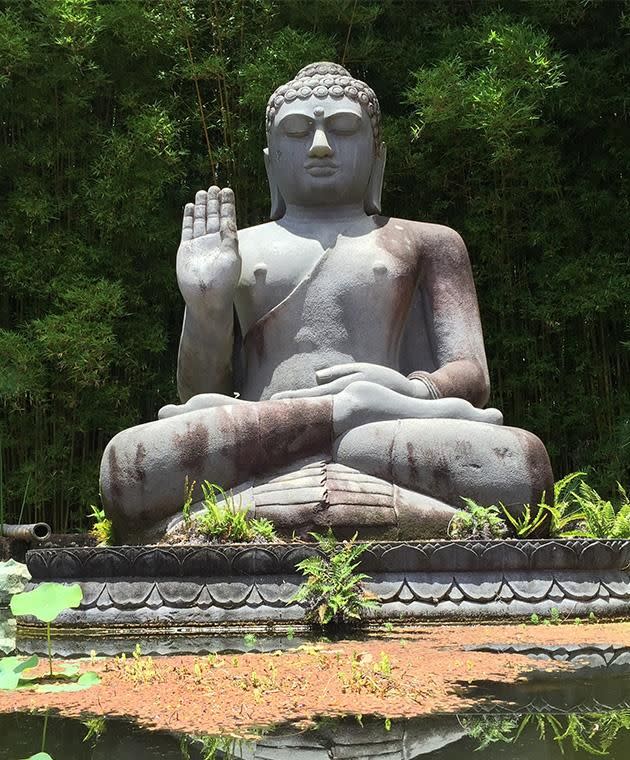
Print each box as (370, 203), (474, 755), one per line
(235, 219), (281, 261)
(376, 217), (469, 264)
(236, 219), (277, 242)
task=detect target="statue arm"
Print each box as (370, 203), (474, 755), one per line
(412, 227), (490, 408)
(177, 304), (234, 401)
(175, 187), (241, 403)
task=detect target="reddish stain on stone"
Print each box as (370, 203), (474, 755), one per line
(134, 442), (147, 483)
(173, 422), (210, 478)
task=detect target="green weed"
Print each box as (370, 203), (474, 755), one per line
(182, 476), (196, 526)
(448, 498), (508, 540)
(192, 482), (278, 543)
(500, 501), (547, 537)
(88, 504), (114, 546)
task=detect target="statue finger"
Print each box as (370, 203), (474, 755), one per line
(193, 190), (207, 238)
(206, 186), (220, 234)
(181, 203), (194, 242)
(219, 188), (238, 255)
(219, 187), (236, 226)
(272, 376), (355, 399)
(316, 364), (363, 384)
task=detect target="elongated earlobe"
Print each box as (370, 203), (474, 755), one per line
(264, 148), (286, 220)
(364, 143), (387, 215)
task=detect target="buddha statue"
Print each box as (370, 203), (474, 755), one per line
(100, 62), (553, 544)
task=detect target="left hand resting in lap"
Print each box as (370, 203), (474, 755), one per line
(271, 363), (429, 400)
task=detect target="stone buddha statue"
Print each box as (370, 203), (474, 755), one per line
(100, 62), (553, 544)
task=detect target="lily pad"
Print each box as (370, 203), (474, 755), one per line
(35, 670), (101, 693)
(0, 654), (38, 690)
(22, 754), (53, 760)
(10, 583), (83, 623)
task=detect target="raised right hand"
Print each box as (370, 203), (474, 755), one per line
(176, 186), (241, 311)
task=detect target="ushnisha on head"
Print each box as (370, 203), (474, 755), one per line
(264, 62), (387, 219)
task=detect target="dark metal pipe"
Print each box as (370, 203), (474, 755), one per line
(1, 523), (52, 543)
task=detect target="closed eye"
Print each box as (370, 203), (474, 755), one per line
(279, 114), (313, 137)
(326, 112), (362, 134)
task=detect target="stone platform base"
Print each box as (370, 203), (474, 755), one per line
(22, 539), (630, 631)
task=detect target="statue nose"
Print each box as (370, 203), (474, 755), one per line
(308, 127), (333, 158)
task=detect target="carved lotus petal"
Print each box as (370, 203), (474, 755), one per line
(48, 549), (84, 579)
(480, 542), (528, 571)
(508, 573), (554, 601)
(84, 548), (130, 577)
(530, 542), (577, 570)
(406, 575), (453, 602)
(551, 573), (601, 601)
(282, 546), (324, 571)
(430, 543), (479, 572)
(207, 580), (252, 607)
(456, 580), (502, 602)
(131, 548), (180, 577)
(232, 547), (279, 576)
(79, 581), (106, 608)
(107, 581), (155, 608)
(181, 547), (230, 577)
(158, 581), (206, 606)
(603, 572), (630, 598)
(381, 544), (430, 572)
(255, 580), (299, 604)
(368, 578), (409, 602)
(579, 541), (617, 570)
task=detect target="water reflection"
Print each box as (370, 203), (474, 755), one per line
(2, 706), (630, 759)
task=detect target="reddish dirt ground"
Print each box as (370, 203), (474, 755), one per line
(1, 622), (628, 737)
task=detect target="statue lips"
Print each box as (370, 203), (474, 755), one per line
(304, 160), (339, 177)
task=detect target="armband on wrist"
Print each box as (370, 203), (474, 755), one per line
(407, 371), (441, 400)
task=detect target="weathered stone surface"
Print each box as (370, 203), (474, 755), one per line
(0, 559), (30, 605)
(21, 540), (630, 629)
(0, 608), (16, 654)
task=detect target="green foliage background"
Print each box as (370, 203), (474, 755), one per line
(1, 0), (628, 529)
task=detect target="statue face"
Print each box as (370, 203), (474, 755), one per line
(267, 96), (375, 209)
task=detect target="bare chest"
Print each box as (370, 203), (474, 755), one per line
(235, 228), (419, 334)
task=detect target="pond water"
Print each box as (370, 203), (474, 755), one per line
(4, 604), (630, 758)
(2, 665), (630, 759)
(2, 705), (630, 759)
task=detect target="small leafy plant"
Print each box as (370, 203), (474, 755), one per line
(448, 498), (508, 540)
(88, 504), (114, 546)
(293, 530), (380, 627)
(193, 482), (277, 543)
(452, 473), (630, 541)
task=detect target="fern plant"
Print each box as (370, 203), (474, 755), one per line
(293, 530), (380, 627)
(566, 482), (630, 539)
(541, 473), (630, 539)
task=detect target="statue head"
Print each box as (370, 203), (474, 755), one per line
(264, 62), (386, 219)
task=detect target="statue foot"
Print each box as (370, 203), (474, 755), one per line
(332, 380), (502, 437)
(158, 393), (250, 420)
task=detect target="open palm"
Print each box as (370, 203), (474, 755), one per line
(176, 186), (241, 310)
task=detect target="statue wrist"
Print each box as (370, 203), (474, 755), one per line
(407, 371), (441, 400)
